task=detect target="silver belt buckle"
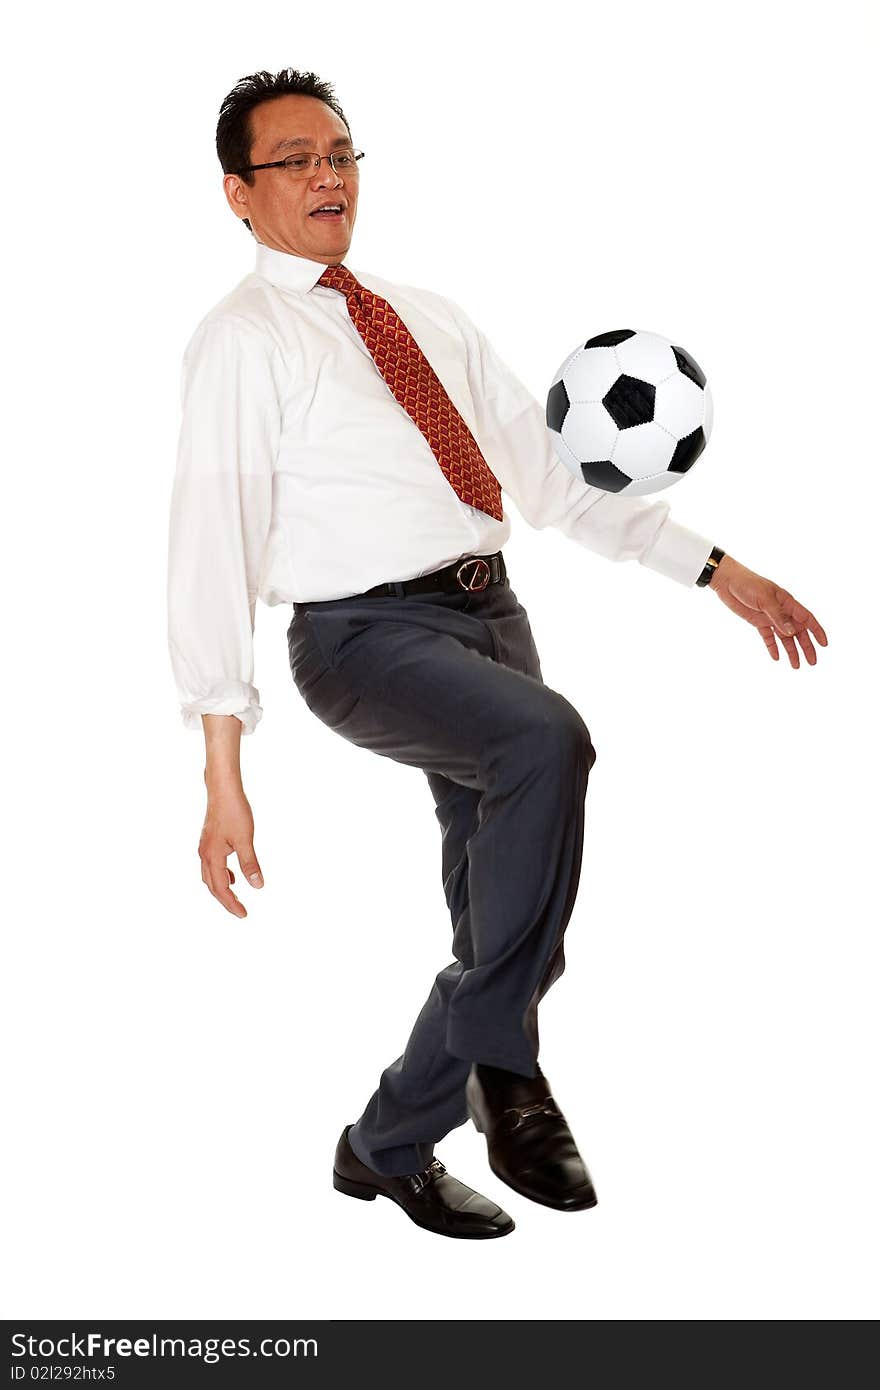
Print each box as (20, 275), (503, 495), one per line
(456, 557), (491, 592)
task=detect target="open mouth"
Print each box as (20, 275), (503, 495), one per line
(309, 203), (345, 220)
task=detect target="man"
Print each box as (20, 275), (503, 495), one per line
(167, 69), (827, 1241)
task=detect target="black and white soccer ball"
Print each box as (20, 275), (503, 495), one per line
(546, 329), (713, 495)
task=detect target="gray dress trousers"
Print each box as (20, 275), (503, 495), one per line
(286, 572), (597, 1177)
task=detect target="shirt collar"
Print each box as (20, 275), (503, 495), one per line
(253, 240), (339, 294)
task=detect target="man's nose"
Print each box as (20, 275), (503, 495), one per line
(313, 158), (344, 188)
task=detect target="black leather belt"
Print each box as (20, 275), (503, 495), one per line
(363, 550), (506, 598)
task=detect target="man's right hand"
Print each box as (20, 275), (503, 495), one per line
(199, 714), (264, 918)
(199, 780), (264, 917)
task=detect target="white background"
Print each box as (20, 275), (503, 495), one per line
(4, 0), (877, 1322)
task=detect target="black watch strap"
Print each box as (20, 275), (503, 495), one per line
(696, 545), (726, 587)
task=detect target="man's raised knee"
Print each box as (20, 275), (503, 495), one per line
(525, 693), (596, 770)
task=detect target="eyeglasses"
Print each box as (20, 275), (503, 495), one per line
(234, 148), (365, 178)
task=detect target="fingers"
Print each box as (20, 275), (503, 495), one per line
(758, 624), (819, 668)
(777, 631), (800, 668)
(198, 841), (264, 916)
(771, 599), (827, 665)
(767, 587), (800, 637)
(201, 847), (247, 918)
(793, 628), (818, 665)
(236, 843), (264, 889)
(802, 611), (828, 648)
(768, 589), (828, 650)
(758, 625), (780, 661)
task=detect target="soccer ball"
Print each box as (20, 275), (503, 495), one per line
(545, 329), (713, 495)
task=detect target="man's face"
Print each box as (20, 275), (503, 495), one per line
(224, 94), (358, 264)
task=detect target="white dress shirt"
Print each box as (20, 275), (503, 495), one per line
(167, 239), (717, 734)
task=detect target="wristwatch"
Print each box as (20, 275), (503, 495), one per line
(696, 545), (726, 587)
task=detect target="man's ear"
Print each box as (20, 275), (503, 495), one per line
(222, 173), (248, 222)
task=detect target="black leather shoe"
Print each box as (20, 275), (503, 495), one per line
(332, 1124), (515, 1239)
(465, 1062), (598, 1212)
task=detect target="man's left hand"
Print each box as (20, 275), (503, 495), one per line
(707, 555), (828, 668)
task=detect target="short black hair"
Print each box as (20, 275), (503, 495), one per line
(216, 68), (352, 235)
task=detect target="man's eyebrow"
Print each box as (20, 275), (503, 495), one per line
(268, 135), (352, 154)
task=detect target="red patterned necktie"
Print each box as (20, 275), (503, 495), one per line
(317, 262), (504, 521)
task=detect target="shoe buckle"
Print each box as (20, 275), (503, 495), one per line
(411, 1157), (446, 1193)
(456, 557), (491, 592)
(502, 1097), (561, 1131)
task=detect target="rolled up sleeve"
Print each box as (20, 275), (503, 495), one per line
(167, 315), (281, 734)
(449, 300), (716, 587)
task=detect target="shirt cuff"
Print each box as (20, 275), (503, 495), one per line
(638, 516), (717, 587)
(180, 682), (263, 735)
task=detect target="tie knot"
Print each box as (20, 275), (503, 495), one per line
(317, 262), (362, 298)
